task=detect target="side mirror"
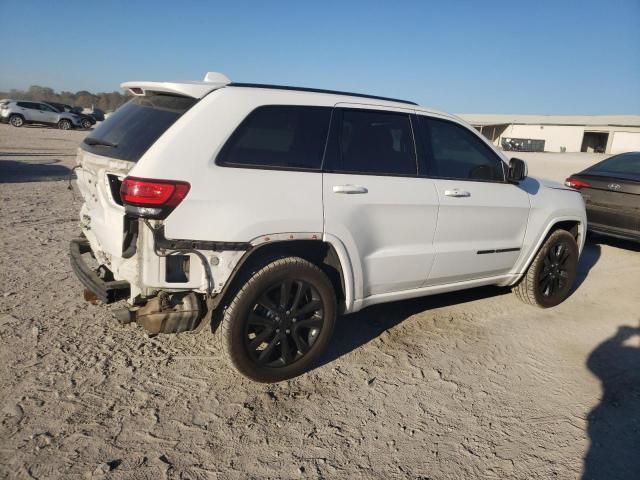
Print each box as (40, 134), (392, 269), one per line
(507, 158), (527, 183)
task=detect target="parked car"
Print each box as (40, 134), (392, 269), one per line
(90, 108), (106, 122)
(0, 100), (83, 129)
(566, 152), (640, 242)
(46, 102), (96, 129)
(70, 72), (586, 382)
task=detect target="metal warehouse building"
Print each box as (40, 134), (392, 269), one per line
(459, 114), (640, 154)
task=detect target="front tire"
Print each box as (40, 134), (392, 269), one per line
(513, 229), (579, 308)
(58, 119), (72, 130)
(9, 114), (24, 127)
(80, 118), (92, 129)
(218, 257), (337, 382)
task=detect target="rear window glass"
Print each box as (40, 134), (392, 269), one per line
(326, 109), (417, 176)
(218, 105), (332, 170)
(587, 152), (640, 175)
(81, 93), (196, 162)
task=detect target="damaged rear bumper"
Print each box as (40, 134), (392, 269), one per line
(69, 238), (130, 303)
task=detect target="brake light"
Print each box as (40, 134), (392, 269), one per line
(564, 177), (590, 189)
(120, 177), (190, 219)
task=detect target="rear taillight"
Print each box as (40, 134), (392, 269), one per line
(120, 177), (190, 219)
(564, 177), (590, 190)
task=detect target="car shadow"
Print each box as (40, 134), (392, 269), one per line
(0, 159), (71, 183)
(316, 285), (510, 369)
(572, 241), (601, 293)
(20, 124), (92, 131)
(0, 152), (75, 157)
(583, 324), (640, 480)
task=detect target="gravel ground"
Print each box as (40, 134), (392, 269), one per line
(1, 123), (639, 479)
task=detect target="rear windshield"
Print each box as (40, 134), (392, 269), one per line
(81, 93), (197, 162)
(587, 152), (640, 175)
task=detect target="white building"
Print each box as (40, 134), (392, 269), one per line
(459, 114), (640, 154)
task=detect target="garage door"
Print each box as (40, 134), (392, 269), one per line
(611, 131), (640, 154)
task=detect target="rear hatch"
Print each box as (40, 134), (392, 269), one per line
(76, 93), (198, 265)
(574, 172), (640, 235)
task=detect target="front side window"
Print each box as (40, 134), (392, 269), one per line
(327, 109), (417, 176)
(218, 105), (332, 170)
(420, 116), (505, 181)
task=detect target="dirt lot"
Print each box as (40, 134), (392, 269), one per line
(1, 123), (639, 480)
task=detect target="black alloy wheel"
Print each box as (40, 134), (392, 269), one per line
(513, 229), (579, 308)
(245, 279), (324, 367)
(538, 240), (573, 298)
(218, 256), (337, 382)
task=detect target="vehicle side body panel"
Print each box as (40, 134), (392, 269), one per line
(72, 82), (586, 316)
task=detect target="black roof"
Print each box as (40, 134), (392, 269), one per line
(228, 82), (418, 106)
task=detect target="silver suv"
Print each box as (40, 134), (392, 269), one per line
(0, 100), (83, 130)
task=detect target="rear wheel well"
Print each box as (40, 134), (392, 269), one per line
(216, 240), (346, 313)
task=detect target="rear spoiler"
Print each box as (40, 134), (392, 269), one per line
(121, 72), (231, 99)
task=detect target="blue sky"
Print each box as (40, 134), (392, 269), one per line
(1, 0), (638, 114)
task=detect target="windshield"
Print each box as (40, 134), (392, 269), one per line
(587, 152), (640, 175)
(81, 93), (197, 162)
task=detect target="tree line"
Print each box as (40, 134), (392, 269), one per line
(0, 85), (130, 112)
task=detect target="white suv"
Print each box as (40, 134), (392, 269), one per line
(70, 72), (586, 382)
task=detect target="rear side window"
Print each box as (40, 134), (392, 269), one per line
(218, 106), (332, 170)
(419, 116), (504, 181)
(326, 109), (417, 176)
(17, 102), (36, 109)
(587, 152), (640, 175)
(81, 93), (197, 162)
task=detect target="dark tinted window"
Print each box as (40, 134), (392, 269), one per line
(420, 117), (504, 181)
(47, 102), (67, 112)
(329, 109), (416, 175)
(17, 102), (37, 109)
(587, 152), (640, 175)
(218, 106), (331, 170)
(81, 93), (197, 162)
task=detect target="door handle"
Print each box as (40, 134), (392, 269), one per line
(444, 189), (471, 197)
(333, 185), (368, 194)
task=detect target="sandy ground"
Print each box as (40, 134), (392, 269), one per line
(1, 123), (639, 480)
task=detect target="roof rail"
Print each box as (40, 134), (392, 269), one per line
(227, 82), (418, 106)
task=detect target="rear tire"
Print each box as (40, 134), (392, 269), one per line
(58, 119), (72, 130)
(9, 114), (24, 127)
(217, 256), (337, 382)
(80, 118), (92, 129)
(513, 229), (579, 308)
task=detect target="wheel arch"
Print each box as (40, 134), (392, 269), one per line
(212, 237), (354, 316)
(9, 113), (25, 123)
(513, 216), (585, 284)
